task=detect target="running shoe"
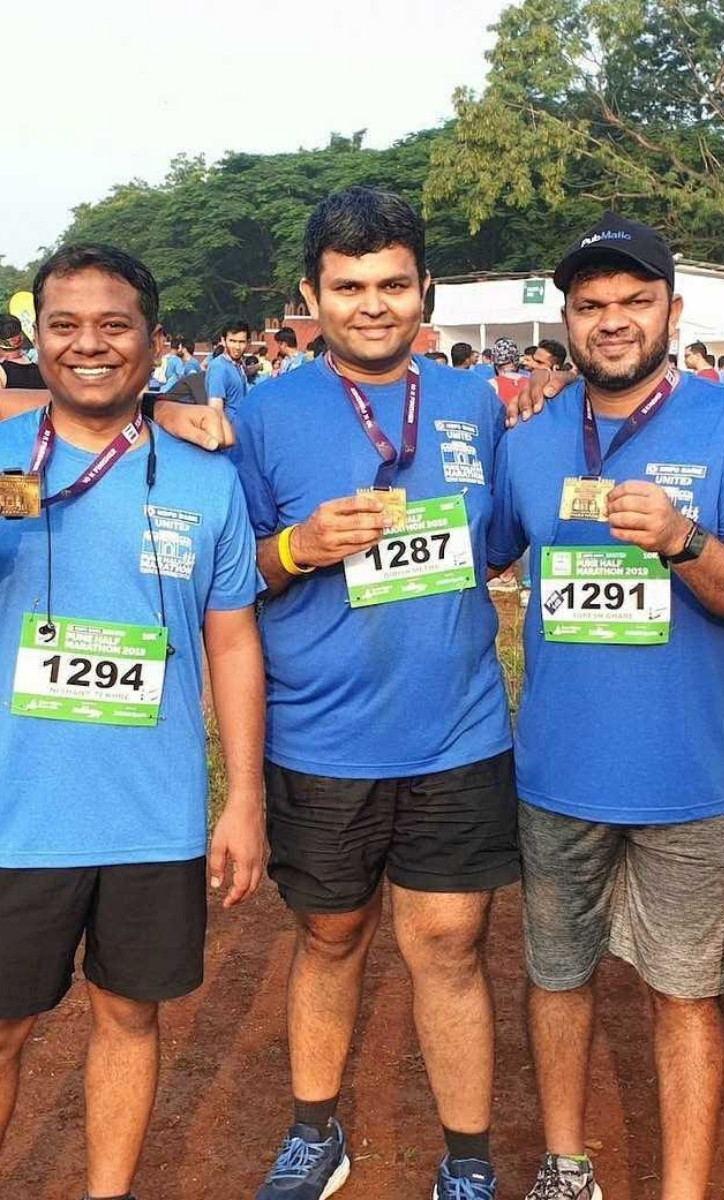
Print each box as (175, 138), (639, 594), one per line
(524, 1153), (602, 1199)
(255, 1119), (350, 1199)
(433, 1155), (497, 1199)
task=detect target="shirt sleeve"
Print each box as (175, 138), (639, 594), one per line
(487, 430), (528, 566)
(204, 357), (226, 400)
(206, 472), (261, 610)
(235, 398), (280, 538)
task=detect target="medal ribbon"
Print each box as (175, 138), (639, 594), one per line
(29, 407), (144, 507)
(326, 353), (421, 489)
(582, 367), (677, 477)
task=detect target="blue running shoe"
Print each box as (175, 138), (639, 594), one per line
(433, 1155), (497, 1200)
(256, 1119), (351, 1199)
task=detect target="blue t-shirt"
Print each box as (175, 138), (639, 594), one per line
(488, 373), (724, 825)
(237, 353), (511, 778)
(0, 411), (258, 868)
(161, 353), (184, 393)
(475, 363), (496, 381)
(205, 354), (248, 420)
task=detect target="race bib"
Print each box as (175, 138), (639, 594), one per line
(344, 494), (476, 608)
(12, 614), (168, 725)
(540, 546), (670, 644)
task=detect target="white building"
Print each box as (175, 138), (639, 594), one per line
(432, 259), (724, 365)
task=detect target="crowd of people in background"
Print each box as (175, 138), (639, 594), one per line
(2, 304), (724, 403)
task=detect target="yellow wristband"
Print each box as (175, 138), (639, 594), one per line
(278, 524), (315, 576)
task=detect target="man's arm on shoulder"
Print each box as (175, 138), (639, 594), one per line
(0, 388), (48, 421)
(204, 606), (267, 908)
(504, 368), (577, 428)
(152, 398), (235, 451)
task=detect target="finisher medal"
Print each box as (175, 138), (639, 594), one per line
(0, 472), (41, 518)
(358, 486), (407, 532)
(559, 476), (614, 523)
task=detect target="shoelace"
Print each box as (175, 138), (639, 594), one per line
(440, 1170), (496, 1200)
(531, 1156), (586, 1200)
(268, 1134), (327, 1181)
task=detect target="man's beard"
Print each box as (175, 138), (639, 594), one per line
(569, 326), (670, 393)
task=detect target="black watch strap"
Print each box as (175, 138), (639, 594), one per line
(666, 521), (710, 565)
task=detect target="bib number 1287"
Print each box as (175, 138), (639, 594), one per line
(364, 532), (450, 571)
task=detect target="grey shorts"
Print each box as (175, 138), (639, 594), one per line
(519, 801), (724, 999)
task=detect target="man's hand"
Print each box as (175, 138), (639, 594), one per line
(291, 495), (387, 568)
(504, 369), (576, 428)
(153, 401), (235, 452)
(209, 796), (268, 909)
(607, 481), (691, 556)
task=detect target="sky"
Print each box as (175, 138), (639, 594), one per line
(3, 0), (509, 268)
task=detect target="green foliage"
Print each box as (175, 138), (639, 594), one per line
(55, 129), (486, 336)
(425, 0), (724, 264)
(0, 259), (35, 313)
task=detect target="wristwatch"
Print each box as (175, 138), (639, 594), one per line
(664, 520), (710, 565)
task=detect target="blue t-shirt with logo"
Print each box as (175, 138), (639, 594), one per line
(488, 373), (724, 824)
(0, 411), (258, 868)
(237, 353), (511, 778)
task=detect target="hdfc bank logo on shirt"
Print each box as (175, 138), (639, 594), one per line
(140, 505), (201, 581)
(434, 420), (485, 486)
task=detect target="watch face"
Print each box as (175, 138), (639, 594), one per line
(688, 525), (709, 559)
(671, 523), (708, 563)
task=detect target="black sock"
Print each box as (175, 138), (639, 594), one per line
(86, 1194), (133, 1200)
(293, 1094), (339, 1135)
(443, 1127), (491, 1163)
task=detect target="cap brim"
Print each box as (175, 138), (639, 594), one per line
(553, 245), (671, 293)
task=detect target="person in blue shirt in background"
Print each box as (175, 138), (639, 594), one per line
(0, 245), (266, 1200)
(488, 214), (724, 1200)
(205, 321), (249, 461)
(475, 348), (496, 381)
(275, 325), (308, 373)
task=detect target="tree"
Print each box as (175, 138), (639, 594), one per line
(424, 0), (724, 265)
(57, 129), (492, 333)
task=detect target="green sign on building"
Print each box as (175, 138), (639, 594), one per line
(523, 278), (546, 304)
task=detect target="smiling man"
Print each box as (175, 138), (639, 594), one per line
(488, 215), (724, 1200)
(0, 245), (266, 1200)
(237, 187), (518, 1200)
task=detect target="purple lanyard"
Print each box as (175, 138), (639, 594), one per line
(29, 407), (144, 507)
(326, 353), (421, 489)
(582, 368), (677, 477)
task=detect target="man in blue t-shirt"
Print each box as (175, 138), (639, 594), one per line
(488, 214), (724, 1200)
(0, 245), (266, 1200)
(204, 321), (249, 453)
(239, 187), (517, 1200)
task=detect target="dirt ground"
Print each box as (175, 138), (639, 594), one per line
(3, 596), (723, 1199)
(2, 879), (723, 1200)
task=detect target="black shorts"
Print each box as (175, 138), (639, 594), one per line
(266, 752), (519, 913)
(0, 857), (207, 1020)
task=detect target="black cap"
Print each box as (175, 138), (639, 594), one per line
(553, 212), (675, 293)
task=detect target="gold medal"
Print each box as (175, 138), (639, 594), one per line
(0, 472), (41, 518)
(358, 486), (407, 532)
(559, 476), (613, 523)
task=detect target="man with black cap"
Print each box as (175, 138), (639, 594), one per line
(487, 213), (724, 1200)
